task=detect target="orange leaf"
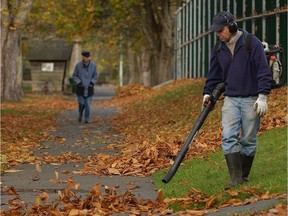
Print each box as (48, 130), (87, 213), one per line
(40, 191), (49, 201)
(205, 195), (217, 208)
(156, 189), (165, 202)
(228, 190), (239, 197)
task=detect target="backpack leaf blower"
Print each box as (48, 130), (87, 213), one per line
(162, 82), (225, 184)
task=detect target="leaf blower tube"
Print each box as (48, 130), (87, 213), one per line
(162, 82), (225, 184)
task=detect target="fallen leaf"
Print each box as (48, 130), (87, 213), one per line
(228, 190), (238, 197)
(205, 195), (217, 208)
(156, 189), (165, 202)
(36, 163), (42, 173)
(68, 209), (79, 216)
(6, 186), (18, 195)
(62, 169), (69, 174)
(55, 171), (59, 180)
(32, 175), (40, 181)
(4, 169), (23, 173)
(107, 167), (121, 175)
(35, 196), (41, 206)
(40, 191), (49, 201)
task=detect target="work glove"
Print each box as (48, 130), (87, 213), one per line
(89, 82), (94, 87)
(77, 82), (83, 87)
(253, 94), (268, 117)
(202, 94), (210, 110)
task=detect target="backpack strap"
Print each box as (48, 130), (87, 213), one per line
(213, 40), (221, 53)
(212, 30), (253, 59)
(212, 40), (221, 61)
(244, 32), (253, 55)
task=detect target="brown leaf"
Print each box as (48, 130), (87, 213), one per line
(32, 174), (40, 181)
(261, 191), (270, 200)
(6, 186), (18, 195)
(50, 209), (61, 216)
(40, 191), (49, 201)
(55, 171), (59, 180)
(68, 209), (79, 216)
(227, 198), (243, 206)
(62, 169), (69, 174)
(107, 167), (121, 175)
(156, 189), (165, 202)
(178, 180), (188, 185)
(228, 190), (239, 197)
(4, 169), (23, 173)
(205, 195), (217, 208)
(35, 163), (42, 173)
(186, 209), (207, 215)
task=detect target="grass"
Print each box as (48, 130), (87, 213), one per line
(152, 127), (287, 208)
(121, 81), (287, 210)
(112, 80), (286, 211)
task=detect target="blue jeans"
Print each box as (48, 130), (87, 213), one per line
(221, 96), (260, 156)
(77, 95), (92, 122)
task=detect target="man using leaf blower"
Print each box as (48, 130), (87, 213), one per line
(203, 11), (272, 190)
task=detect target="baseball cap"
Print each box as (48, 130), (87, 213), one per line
(81, 51), (91, 57)
(209, 11), (235, 32)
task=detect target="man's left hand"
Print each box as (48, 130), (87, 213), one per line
(253, 94), (268, 117)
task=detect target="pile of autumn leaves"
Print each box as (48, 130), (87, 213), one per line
(1, 79), (287, 215)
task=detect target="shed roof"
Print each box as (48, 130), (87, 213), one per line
(26, 40), (73, 61)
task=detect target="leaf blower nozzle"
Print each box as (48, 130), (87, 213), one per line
(162, 82), (225, 184)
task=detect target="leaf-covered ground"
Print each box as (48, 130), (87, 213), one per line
(1, 95), (76, 167)
(1, 79), (287, 215)
(93, 78), (287, 178)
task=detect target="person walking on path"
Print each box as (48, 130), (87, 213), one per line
(73, 51), (98, 123)
(202, 11), (272, 190)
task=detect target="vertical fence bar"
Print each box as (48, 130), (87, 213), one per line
(173, 0), (286, 80)
(188, 1), (193, 78)
(242, 0), (246, 29)
(262, 1), (266, 41)
(192, 0), (196, 78)
(252, 0), (255, 34)
(276, 0), (280, 45)
(184, 4), (188, 78)
(181, 6), (185, 78)
(206, 0), (211, 76)
(201, 0), (206, 76)
(233, 0), (237, 16)
(177, 7), (182, 79)
(197, 0), (199, 77)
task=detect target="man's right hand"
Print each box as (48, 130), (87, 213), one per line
(202, 94), (210, 110)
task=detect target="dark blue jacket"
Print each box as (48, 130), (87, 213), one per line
(203, 30), (272, 97)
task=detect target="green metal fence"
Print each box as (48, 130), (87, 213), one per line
(174, 0), (287, 82)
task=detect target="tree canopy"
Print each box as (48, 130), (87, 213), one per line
(1, 0), (184, 100)
(26, 0), (185, 86)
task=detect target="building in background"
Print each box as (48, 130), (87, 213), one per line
(22, 39), (73, 93)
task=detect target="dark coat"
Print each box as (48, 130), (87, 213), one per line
(73, 61), (98, 97)
(203, 30), (272, 97)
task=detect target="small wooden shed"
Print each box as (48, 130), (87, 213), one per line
(23, 39), (73, 93)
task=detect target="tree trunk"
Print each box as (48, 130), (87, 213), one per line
(127, 42), (138, 85)
(139, 0), (177, 86)
(1, 0), (33, 101)
(140, 48), (151, 86)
